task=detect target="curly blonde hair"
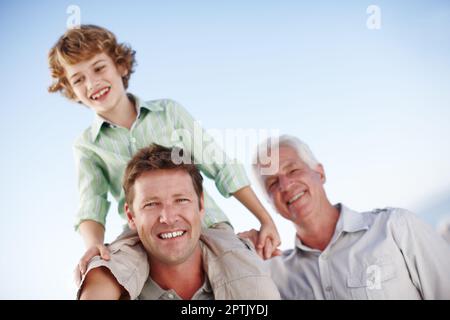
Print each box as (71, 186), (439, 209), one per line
(48, 25), (136, 100)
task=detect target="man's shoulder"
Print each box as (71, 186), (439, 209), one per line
(200, 223), (253, 255)
(266, 248), (296, 267)
(360, 206), (412, 218)
(357, 206), (419, 231)
(200, 224), (281, 299)
(374, 207), (416, 217)
(279, 248), (296, 258)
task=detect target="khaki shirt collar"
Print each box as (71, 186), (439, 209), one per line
(141, 248), (212, 300)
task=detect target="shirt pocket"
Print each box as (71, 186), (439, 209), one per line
(346, 257), (397, 300)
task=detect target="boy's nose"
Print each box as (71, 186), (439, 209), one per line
(86, 75), (100, 92)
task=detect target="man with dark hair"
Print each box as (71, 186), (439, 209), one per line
(77, 144), (280, 300)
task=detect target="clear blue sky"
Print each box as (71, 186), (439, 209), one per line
(0, 0), (449, 299)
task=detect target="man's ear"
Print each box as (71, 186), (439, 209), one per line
(315, 163), (326, 184)
(125, 203), (136, 230)
(198, 193), (205, 219)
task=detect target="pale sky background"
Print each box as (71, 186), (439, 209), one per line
(0, 0), (449, 299)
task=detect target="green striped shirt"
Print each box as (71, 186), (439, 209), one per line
(73, 95), (250, 230)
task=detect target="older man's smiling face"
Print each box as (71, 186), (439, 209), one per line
(263, 145), (326, 224)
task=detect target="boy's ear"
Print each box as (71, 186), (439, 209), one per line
(118, 64), (128, 77)
(125, 203), (136, 230)
(70, 91), (82, 104)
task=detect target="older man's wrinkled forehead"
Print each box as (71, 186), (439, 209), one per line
(259, 145), (305, 179)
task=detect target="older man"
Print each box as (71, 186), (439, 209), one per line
(77, 144), (280, 300)
(245, 134), (450, 299)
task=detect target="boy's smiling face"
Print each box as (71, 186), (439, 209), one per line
(63, 52), (128, 117)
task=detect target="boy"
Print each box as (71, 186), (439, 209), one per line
(48, 25), (279, 298)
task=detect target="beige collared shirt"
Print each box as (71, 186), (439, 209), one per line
(77, 223), (280, 300)
(138, 276), (214, 300)
(268, 204), (450, 300)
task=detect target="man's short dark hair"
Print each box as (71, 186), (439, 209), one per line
(123, 144), (203, 209)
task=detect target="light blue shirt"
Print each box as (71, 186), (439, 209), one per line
(269, 204), (450, 299)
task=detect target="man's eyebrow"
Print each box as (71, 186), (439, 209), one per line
(263, 161), (297, 185)
(140, 196), (159, 203)
(284, 162), (297, 170)
(172, 192), (191, 198)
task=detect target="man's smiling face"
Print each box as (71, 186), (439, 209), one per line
(126, 169), (204, 266)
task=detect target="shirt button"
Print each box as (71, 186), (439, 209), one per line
(321, 253), (328, 260)
(167, 293), (174, 299)
(325, 286), (332, 292)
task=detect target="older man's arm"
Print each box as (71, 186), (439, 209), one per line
(392, 209), (450, 299)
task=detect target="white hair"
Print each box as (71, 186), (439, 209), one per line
(252, 134), (319, 199)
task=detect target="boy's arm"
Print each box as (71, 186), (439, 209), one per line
(78, 220), (110, 274)
(233, 186), (281, 259)
(73, 144), (112, 273)
(79, 220), (105, 247)
(169, 100), (280, 257)
(237, 228), (283, 258)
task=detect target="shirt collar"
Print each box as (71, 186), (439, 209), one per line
(141, 272), (212, 300)
(294, 203), (370, 252)
(90, 93), (164, 141)
(140, 241), (211, 300)
(141, 277), (171, 300)
(294, 236), (321, 253)
(337, 203), (371, 233)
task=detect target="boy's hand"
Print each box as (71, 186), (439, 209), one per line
(238, 227), (282, 260)
(257, 221), (281, 259)
(237, 229), (259, 246)
(78, 244), (110, 275)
